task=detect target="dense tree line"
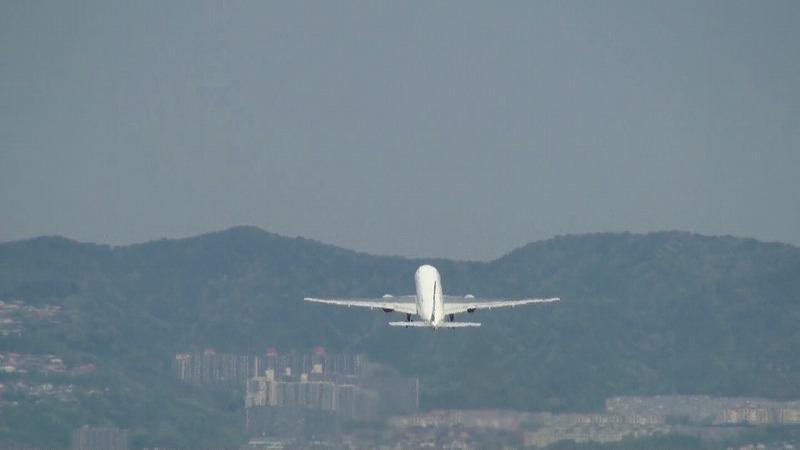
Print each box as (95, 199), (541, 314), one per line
(0, 227), (798, 447)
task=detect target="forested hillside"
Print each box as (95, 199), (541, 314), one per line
(1, 227), (799, 447)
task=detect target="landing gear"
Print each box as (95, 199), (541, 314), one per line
(406, 313), (411, 322)
(448, 314), (455, 322)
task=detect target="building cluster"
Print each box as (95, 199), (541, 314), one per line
(606, 395), (800, 426)
(0, 352), (98, 407)
(524, 395), (800, 448)
(0, 352), (95, 376)
(342, 424), (522, 450)
(245, 370), (376, 420)
(728, 444), (797, 450)
(520, 396), (800, 447)
(0, 299), (61, 336)
(174, 347), (362, 386)
(522, 413), (671, 448)
(174, 347), (419, 447)
(375, 410), (534, 449)
(243, 348), (418, 441)
(385, 396), (800, 449)
(0, 352), (64, 374)
(387, 408), (670, 448)
(0, 381), (105, 406)
(389, 409), (531, 430)
(71, 426), (128, 450)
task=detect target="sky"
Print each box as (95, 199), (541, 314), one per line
(1, 1), (798, 260)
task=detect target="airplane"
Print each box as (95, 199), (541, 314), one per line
(304, 264), (559, 329)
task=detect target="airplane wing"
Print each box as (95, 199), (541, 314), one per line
(303, 296), (418, 315)
(443, 296), (560, 315)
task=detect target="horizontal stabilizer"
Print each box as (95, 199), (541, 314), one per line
(388, 321), (431, 327)
(388, 321), (481, 328)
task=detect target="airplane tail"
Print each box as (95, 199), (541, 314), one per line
(388, 321), (481, 328)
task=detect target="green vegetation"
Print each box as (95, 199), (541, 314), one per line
(1, 227), (799, 447)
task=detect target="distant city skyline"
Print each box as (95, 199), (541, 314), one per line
(2, 1), (798, 260)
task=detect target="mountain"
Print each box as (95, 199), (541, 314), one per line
(1, 227), (799, 447)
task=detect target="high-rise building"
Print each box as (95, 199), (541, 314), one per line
(174, 349), (365, 386)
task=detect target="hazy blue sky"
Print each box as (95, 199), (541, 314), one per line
(2, 1), (798, 260)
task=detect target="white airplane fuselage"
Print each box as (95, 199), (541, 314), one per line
(414, 264), (445, 327)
